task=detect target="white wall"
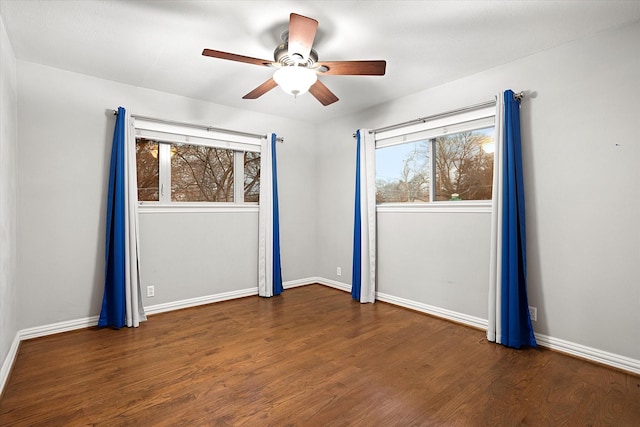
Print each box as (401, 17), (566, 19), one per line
(16, 62), (317, 329)
(316, 21), (640, 361)
(138, 210), (259, 305)
(0, 14), (18, 384)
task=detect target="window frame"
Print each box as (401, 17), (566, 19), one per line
(374, 105), (495, 213)
(133, 118), (262, 212)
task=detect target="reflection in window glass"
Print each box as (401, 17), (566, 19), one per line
(135, 138), (159, 201)
(171, 144), (234, 202)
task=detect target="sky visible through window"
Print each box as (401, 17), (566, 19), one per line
(376, 143), (420, 182)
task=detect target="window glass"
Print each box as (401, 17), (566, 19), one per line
(171, 144), (234, 202)
(376, 141), (430, 203)
(434, 127), (495, 201)
(244, 151), (260, 203)
(136, 138), (159, 201)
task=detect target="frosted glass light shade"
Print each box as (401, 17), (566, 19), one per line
(273, 66), (317, 97)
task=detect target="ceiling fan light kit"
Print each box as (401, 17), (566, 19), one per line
(202, 13), (386, 106)
(273, 66), (317, 97)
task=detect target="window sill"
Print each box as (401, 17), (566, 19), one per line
(377, 201), (491, 213)
(138, 203), (259, 214)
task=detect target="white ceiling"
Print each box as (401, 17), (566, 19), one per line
(2, 0), (639, 123)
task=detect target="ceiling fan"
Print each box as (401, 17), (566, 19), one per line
(202, 13), (386, 106)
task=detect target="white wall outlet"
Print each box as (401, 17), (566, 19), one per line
(336, 267), (342, 276)
(528, 306), (537, 322)
(147, 285), (155, 297)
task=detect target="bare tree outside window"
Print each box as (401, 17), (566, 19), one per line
(434, 129), (494, 201)
(244, 151), (260, 203)
(171, 144), (234, 202)
(136, 138), (159, 201)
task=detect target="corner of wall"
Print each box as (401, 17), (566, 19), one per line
(0, 12), (19, 398)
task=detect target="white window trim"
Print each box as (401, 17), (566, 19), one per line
(376, 116), (495, 149)
(377, 201), (491, 214)
(138, 203), (259, 214)
(134, 118), (261, 152)
(374, 105), (495, 144)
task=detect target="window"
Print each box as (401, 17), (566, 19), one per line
(134, 118), (262, 205)
(375, 110), (495, 204)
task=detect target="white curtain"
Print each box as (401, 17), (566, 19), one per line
(258, 133), (282, 297)
(124, 112), (146, 327)
(351, 129), (376, 303)
(487, 95), (504, 342)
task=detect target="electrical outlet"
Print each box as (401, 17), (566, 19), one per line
(528, 306), (537, 322)
(147, 285), (155, 298)
(336, 267), (342, 276)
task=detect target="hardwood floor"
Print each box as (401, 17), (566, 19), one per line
(1, 284), (638, 426)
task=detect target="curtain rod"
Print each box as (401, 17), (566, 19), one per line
(112, 110), (284, 142)
(352, 91), (524, 138)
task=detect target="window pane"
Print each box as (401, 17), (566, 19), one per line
(171, 144), (234, 202)
(244, 151), (260, 203)
(376, 141), (430, 203)
(434, 127), (494, 201)
(135, 138), (159, 201)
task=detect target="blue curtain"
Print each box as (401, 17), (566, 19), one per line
(98, 106), (127, 328)
(258, 133), (282, 297)
(271, 134), (283, 296)
(500, 90), (537, 348)
(351, 130), (363, 301)
(351, 129), (376, 303)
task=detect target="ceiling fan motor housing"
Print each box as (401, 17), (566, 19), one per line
(274, 43), (318, 67)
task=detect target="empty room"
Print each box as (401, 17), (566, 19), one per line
(0, 0), (639, 425)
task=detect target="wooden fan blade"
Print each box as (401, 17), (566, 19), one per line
(316, 60), (386, 76)
(202, 49), (273, 67)
(243, 78), (279, 99)
(288, 13), (318, 62)
(309, 80), (339, 106)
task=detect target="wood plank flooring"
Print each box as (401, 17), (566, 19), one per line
(1, 284), (639, 426)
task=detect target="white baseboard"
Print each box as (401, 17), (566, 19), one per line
(313, 277), (351, 292)
(145, 280), (324, 315)
(144, 287), (259, 315)
(375, 291), (489, 330)
(20, 315), (100, 341)
(376, 291), (640, 375)
(534, 333), (640, 375)
(374, 291), (640, 375)
(283, 277), (318, 289)
(0, 332), (20, 396)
